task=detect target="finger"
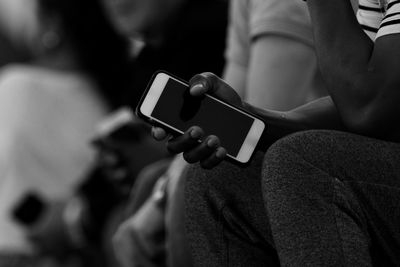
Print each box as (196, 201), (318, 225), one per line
(166, 126), (204, 154)
(200, 147), (227, 169)
(152, 127), (168, 141)
(189, 72), (241, 105)
(189, 72), (220, 96)
(182, 135), (220, 164)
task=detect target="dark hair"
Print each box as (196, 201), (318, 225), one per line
(38, 0), (133, 109)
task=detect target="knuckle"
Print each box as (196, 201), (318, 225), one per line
(202, 72), (216, 79)
(201, 72), (220, 93)
(189, 72), (218, 88)
(207, 135), (220, 147)
(202, 72), (218, 83)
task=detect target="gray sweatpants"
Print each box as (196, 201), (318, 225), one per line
(184, 130), (400, 266)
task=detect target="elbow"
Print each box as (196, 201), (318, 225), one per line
(343, 109), (378, 136)
(342, 102), (395, 139)
(339, 79), (400, 138)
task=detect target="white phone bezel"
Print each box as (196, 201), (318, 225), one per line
(139, 72), (265, 164)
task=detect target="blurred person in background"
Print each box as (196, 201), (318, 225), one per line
(0, 0), (133, 265)
(98, 0), (228, 266)
(101, 0), (228, 108)
(96, 0), (228, 233)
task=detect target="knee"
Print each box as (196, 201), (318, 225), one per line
(263, 131), (314, 170)
(262, 130), (338, 195)
(269, 129), (333, 153)
(264, 130), (342, 169)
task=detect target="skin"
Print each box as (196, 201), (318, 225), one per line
(306, 0), (400, 140)
(224, 36), (319, 111)
(153, 0), (400, 169)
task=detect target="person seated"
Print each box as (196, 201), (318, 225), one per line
(151, 0), (400, 265)
(112, 0), (329, 266)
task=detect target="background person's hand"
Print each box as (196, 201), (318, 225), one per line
(152, 73), (244, 169)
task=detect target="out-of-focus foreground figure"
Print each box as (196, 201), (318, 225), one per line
(100, 0), (228, 267)
(0, 0), (131, 265)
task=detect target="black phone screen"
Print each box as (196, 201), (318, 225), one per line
(151, 79), (254, 157)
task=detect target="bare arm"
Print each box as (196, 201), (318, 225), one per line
(306, 0), (400, 141)
(246, 96), (346, 150)
(244, 35), (318, 111)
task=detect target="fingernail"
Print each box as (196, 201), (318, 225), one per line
(152, 128), (161, 138)
(207, 138), (219, 148)
(190, 128), (202, 139)
(191, 84), (204, 91)
(191, 84), (205, 95)
(215, 147), (226, 158)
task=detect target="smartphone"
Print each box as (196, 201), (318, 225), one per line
(136, 71), (265, 164)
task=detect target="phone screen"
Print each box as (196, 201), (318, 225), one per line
(151, 79), (255, 157)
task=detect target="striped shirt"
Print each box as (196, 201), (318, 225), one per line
(357, 0), (400, 40)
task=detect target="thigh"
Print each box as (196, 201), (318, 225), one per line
(263, 130), (400, 266)
(185, 152), (279, 266)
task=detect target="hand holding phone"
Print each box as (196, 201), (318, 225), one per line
(137, 72), (266, 167)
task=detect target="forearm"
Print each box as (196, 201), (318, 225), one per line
(245, 96), (346, 151)
(306, 0), (376, 113)
(305, 0), (400, 141)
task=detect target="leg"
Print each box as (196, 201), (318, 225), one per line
(185, 153), (279, 267)
(165, 157), (193, 267)
(263, 130), (400, 266)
